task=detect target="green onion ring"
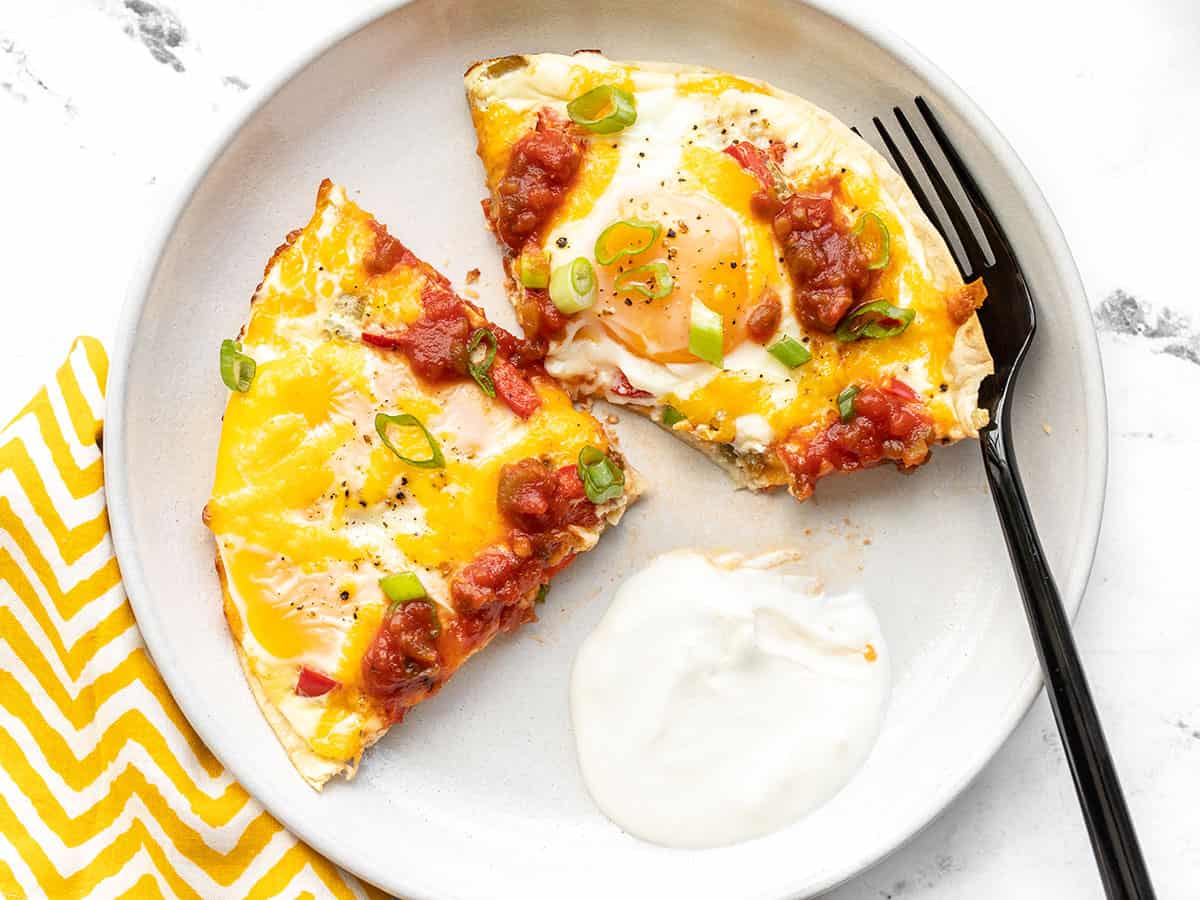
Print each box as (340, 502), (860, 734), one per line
(614, 262), (674, 300)
(853, 212), (891, 271)
(837, 385), (861, 423)
(220, 339), (256, 393)
(549, 257), (597, 314)
(577, 445), (625, 504)
(467, 328), (498, 397)
(375, 412), (445, 469)
(566, 85), (637, 134)
(594, 219), (661, 265)
(834, 300), (916, 342)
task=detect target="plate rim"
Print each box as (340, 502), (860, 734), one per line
(103, 2), (1109, 897)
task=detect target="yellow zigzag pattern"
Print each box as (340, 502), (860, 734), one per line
(0, 338), (389, 899)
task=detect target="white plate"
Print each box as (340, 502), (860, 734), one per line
(105, 2), (1107, 897)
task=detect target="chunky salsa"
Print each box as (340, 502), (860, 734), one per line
(492, 109), (584, 252)
(778, 378), (934, 500)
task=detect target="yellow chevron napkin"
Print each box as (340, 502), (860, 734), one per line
(0, 338), (388, 899)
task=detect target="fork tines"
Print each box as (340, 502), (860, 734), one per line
(868, 98), (1003, 280)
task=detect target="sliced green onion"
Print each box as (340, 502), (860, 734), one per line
(566, 85), (637, 134)
(835, 300), (916, 342)
(380, 572), (426, 605)
(767, 335), (812, 368)
(219, 339), (256, 392)
(837, 385), (861, 423)
(661, 405), (686, 427)
(594, 219), (661, 265)
(379, 574), (439, 636)
(688, 299), (724, 367)
(535, 584), (549, 604)
(467, 328), (498, 397)
(853, 212), (891, 270)
(549, 257), (597, 314)
(577, 445), (625, 504)
(375, 412), (445, 469)
(614, 262), (674, 300)
(519, 251), (550, 289)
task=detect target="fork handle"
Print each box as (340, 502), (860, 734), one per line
(981, 421), (1156, 899)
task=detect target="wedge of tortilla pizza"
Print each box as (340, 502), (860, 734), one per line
(205, 180), (639, 788)
(466, 52), (992, 500)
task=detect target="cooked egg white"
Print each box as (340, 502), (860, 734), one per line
(570, 549), (890, 849)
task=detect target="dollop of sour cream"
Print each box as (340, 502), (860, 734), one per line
(570, 549), (890, 849)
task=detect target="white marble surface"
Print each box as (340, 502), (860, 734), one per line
(3, 0), (1198, 896)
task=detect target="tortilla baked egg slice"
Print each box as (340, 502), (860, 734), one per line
(204, 180), (639, 788)
(465, 52), (994, 500)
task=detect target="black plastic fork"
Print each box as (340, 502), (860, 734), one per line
(864, 99), (1155, 899)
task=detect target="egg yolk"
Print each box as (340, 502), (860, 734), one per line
(593, 191), (750, 363)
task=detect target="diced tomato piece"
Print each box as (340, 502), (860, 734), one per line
(492, 358), (542, 418)
(362, 284), (472, 382)
(451, 546), (543, 619)
(774, 190), (872, 333)
(361, 602), (441, 721)
(497, 458), (558, 530)
(398, 316), (471, 381)
(361, 328), (404, 350)
(519, 287), (570, 342)
(364, 221), (417, 276)
(610, 369), (653, 399)
(295, 666), (338, 697)
(745, 290), (783, 343)
(555, 464), (586, 500)
(724, 141), (775, 190)
(420, 284), (466, 321)
(496, 458), (596, 532)
(881, 377), (919, 401)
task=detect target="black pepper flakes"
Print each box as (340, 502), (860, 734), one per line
(556, 236), (568, 248)
(340, 590), (350, 601)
